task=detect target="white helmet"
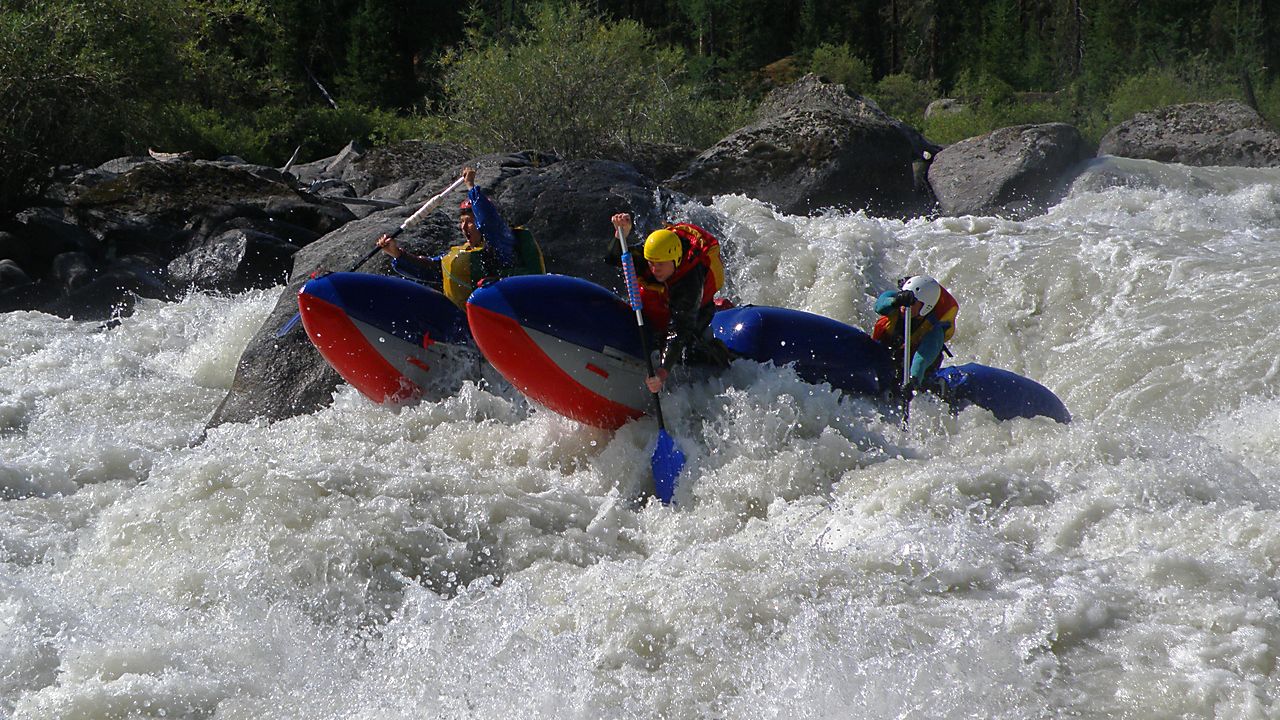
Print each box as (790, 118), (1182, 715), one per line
(901, 275), (942, 314)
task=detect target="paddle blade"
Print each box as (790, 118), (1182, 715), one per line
(276, 311), (302, 338)
(652, 429), (686, 504)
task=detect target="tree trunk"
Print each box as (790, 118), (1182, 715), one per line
(1072, 0), (1084, 78)
(1241, 68), (1259, 111)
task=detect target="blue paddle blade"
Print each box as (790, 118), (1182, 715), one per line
(652, 429), (686, 504)
(276, 311), (302, 338)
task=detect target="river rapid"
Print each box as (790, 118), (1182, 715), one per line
(3, 156), (1279, 719)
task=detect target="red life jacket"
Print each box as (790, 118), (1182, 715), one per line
(638, 223), (725, 335)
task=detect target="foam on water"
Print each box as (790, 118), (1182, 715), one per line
(3, 157), (1280, 718)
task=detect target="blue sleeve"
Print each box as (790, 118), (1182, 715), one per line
(910, 325), (946, 384)
(468, 186), (515, 266)
(391, 254), (442, 285)
(874, 290), (899, 316)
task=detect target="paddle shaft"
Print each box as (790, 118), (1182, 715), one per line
(902, 305), (912, 426)
(343, 174), (470, 274)
(278, 175), (467, 337)
(618, 228), (668, 429)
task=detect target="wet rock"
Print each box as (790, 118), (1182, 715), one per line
(2, 208), (97, 276)
(1098, 100), (1280, 167)
(40, 255), (173, 321)
(0, 158), (359, 318)
(667, 74), (939, 217)
(0, 259), (31, 291)
(927, 123), (1090, 219)
(49, 252), (98, 291)
(167, 229), (298, 293)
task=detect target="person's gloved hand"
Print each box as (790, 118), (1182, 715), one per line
(892, 289), (917, 308)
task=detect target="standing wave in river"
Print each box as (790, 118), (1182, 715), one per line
(2, 157), (1279, 718)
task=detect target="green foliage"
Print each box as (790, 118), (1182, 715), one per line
(0, 0), (452, 212)
(165, 104), (442, 166)
(442, 2), (746, 157)
(0, 0), (184, 211)
(1256, 78), (1280, 128)
(978, 0), (1022, 86)
(1101, 61), (1240, 126)
(920, 107), (992, 145)
(953, 69), (1014, 108)
(337, 0), (410, 106)
(870, 73), (938, 127)
(808, 44), (872, 94)
(1103, 70), (1199, 127)
(3, 0), (1280, 215)
(177, 0), (289, 108)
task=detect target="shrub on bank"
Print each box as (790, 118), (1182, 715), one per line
(440, 2), (751, 158)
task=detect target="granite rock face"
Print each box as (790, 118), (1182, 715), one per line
(667, 74), (939, 217)
(1098, 100), (1280, 167)
(927, 123), (1090, 219)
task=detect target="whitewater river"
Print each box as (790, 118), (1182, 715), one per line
(2, 156), (1279, 718)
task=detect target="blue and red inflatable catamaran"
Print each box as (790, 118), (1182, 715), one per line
(466, 274), (1070, 427)
(296, 272), (478, 404)
(295, 271), (1070, 426)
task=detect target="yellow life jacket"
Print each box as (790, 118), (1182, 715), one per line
(440, 245), (486, 309)
(439, 226), (546, 309)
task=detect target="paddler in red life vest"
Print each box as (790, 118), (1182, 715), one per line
(871, 274), (958, 393)
(375, 166), (545, 308)
(608, 212), (732, 394)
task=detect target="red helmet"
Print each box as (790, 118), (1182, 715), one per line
(458, 199), (473, 214)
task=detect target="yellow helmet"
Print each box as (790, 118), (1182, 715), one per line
(643, 229), (682, 265)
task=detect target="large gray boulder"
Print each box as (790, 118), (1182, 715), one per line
(207, 152), (677, 429)
(1, 208), (98, 276)
(167, 229), (300, 293)
(927, 123), (1089, 219)
(666, 74), (939, 217)
(291, 140), (471, 198)
(485, 157), (683, 286)
(1098, 100), (1280, 167)
(0, 259), (30, 292)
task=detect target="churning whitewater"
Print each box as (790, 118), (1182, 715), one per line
(3, 156), (1279, 719)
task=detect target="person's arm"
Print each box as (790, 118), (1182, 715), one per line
(467, 185), (516, 266)
(658, 264), (709, 371)
(376, 233), (442, 285)
(605, 212), (645, 266)
(910, 324), (947, 384)
(391, 254), (443, 285)
(875, 289), (916, 316)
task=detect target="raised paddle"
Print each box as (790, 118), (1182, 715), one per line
(276, 174), (468, 337)
(617, 226), (686, 504)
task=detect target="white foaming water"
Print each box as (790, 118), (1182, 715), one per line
(3, 157), (1279, 718)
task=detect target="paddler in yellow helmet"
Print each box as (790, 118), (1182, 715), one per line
(608, 212), (732, 393)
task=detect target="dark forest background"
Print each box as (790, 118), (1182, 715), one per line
(2, 0), (1276, 213)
